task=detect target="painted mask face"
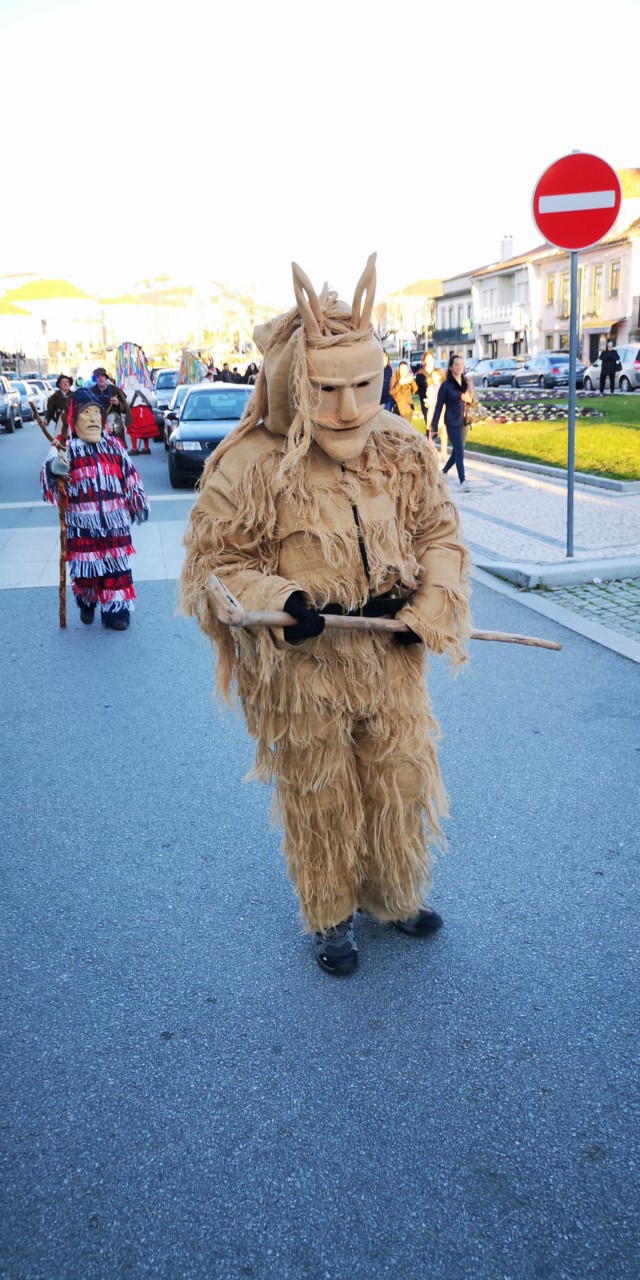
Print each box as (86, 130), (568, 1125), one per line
(306, 334), (383, 463)
(74, 404), (103, 443)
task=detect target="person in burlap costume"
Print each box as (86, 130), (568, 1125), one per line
(180, 255), (470, 975)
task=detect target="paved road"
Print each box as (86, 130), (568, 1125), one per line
(2, 577), (639, 1279)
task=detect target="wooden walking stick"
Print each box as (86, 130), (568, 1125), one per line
(33, 403), (69, 629)
(207, 574), (562, 651)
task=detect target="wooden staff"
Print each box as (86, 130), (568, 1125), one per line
(33, 403), (69, 628)
(208, 574), (562, 651)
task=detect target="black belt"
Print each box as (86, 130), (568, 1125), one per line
(322, 593), (409, 619)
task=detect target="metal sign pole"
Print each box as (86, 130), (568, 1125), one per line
(567, 250), (578, 557)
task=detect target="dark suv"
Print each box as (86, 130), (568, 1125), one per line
(0, 376), (23, 432)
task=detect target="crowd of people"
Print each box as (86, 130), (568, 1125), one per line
(200, 361), (260, 385)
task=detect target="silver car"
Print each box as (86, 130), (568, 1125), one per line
(583, 344), (640, 392)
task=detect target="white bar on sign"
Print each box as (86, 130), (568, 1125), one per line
(539, 190), (616, 214)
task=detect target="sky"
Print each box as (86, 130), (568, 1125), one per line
(2, 0), (637, 308)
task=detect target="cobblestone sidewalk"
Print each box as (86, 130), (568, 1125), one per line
(535, 577), (640, 638)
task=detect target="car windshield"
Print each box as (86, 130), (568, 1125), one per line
(182, 390), (250, 422)
(156, 371), (178, 390)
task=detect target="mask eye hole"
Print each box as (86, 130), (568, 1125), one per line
(320, 385), (336, 393)
(356, 381), (370, 388)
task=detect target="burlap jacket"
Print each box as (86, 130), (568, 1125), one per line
(187, 410), (470, 659)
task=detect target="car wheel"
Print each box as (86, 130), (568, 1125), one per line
(511, 376), (518, 387)
(584, 377), (593, 391)
(482, 377), (489, 387)
(537, 376), (544, 387)
(4, 411), (15, 434)
(168, 452), (186, 489)
(619, 376), (631, 392)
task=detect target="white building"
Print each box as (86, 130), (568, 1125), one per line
(432, 273), (477, 362)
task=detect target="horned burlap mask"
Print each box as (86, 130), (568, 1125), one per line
(253, 255), (384, 465)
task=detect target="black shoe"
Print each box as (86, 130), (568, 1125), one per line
(313, 915), (358, 975)
(79, 603), (95, 625)
(393, 907), (443, 936)
(102, 613), (130, 631)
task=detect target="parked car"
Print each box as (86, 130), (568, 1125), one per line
(162, 382), (197, 448)
(583, 345), (640, 392)
(0, 375), (23, 432)
(7, 378), (35, 421)
(512, 354), (586, 389)
(472, 358), (519, 386)
(166, 383), (253, 487)
(152, 368), (180, 414)
(23, 379), (47, 415)
(464, 357), (482, 376)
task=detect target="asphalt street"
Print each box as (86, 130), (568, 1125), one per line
(2, 571), (639, 1280)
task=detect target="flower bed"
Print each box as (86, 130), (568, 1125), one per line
(473, 390), (602, 422)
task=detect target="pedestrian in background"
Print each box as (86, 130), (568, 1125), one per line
(46, 374), (73, 428)
(415, 363), (428, 430)
(91, 367), (132, 443)
(599, 338), (621, 395)
(431, 354), (473, 492)
(244, 362), (259, 384)
(389, 360), (418, 422)
(380, 352), (393, 410)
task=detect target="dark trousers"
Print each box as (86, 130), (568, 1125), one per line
(599, 368), (615, 394)
(442, 425), (467, 482)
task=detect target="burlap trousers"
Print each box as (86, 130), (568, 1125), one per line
(265, 648), (446, 933)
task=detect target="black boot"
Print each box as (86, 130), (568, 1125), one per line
(77, 599), (95, 625)
(313, 915), (358, 975)
(394, 907), (443, 936)
(102, 609), (130, 631)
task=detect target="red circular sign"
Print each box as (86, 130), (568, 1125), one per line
(532, 153), (621, 251)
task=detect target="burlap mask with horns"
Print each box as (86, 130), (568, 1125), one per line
(249, 254), (384, 466)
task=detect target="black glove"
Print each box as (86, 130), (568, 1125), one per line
(283, 592), (326, 645)
(395, 626), (422, 647)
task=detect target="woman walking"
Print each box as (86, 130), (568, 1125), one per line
(431, 354), (473, 492)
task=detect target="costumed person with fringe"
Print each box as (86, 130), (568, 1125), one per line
(40, 387), (149, 631)
(180, 255), (470, 976)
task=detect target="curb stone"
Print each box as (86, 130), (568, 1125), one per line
(471, 566), (640, 665)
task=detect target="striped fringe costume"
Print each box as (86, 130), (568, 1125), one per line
(41, 434), (149, 614)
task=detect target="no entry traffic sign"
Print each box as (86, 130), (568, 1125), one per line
(532, 152), (621, 251)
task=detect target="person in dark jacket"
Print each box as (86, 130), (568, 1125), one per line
(415, 364), (428, 428)
(599, 339), (621, 395)
(380, 352), (393, 410)
(431, 354), (474, 492)
(46, 374), (73, 427)
(91, 367), (133, 442)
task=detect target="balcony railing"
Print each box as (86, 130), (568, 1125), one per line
(582, 293), (602, 317)
(555, 300), (570, 319)
(479, 305), (526, 327)
(432, 327), (475, 344)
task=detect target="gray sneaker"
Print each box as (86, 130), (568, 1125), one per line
(460, 480), (471, 493)
(313, 915), (358, 976)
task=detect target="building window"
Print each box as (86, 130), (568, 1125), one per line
(593, 264), (603, 294)
(560, 271), (570, 300)
(467, 302), (472, 319)
(440, 307), (446, 328)
(448, 306), (454, 327)
(545, 335), (554, 350)
(457, 304), (463, 327)
(558, 333), (569, 352)
(546, 275), (555, 303)
(609, 259), (620, 297)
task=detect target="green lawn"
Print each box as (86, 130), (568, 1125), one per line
(463, 393), (640, 481)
